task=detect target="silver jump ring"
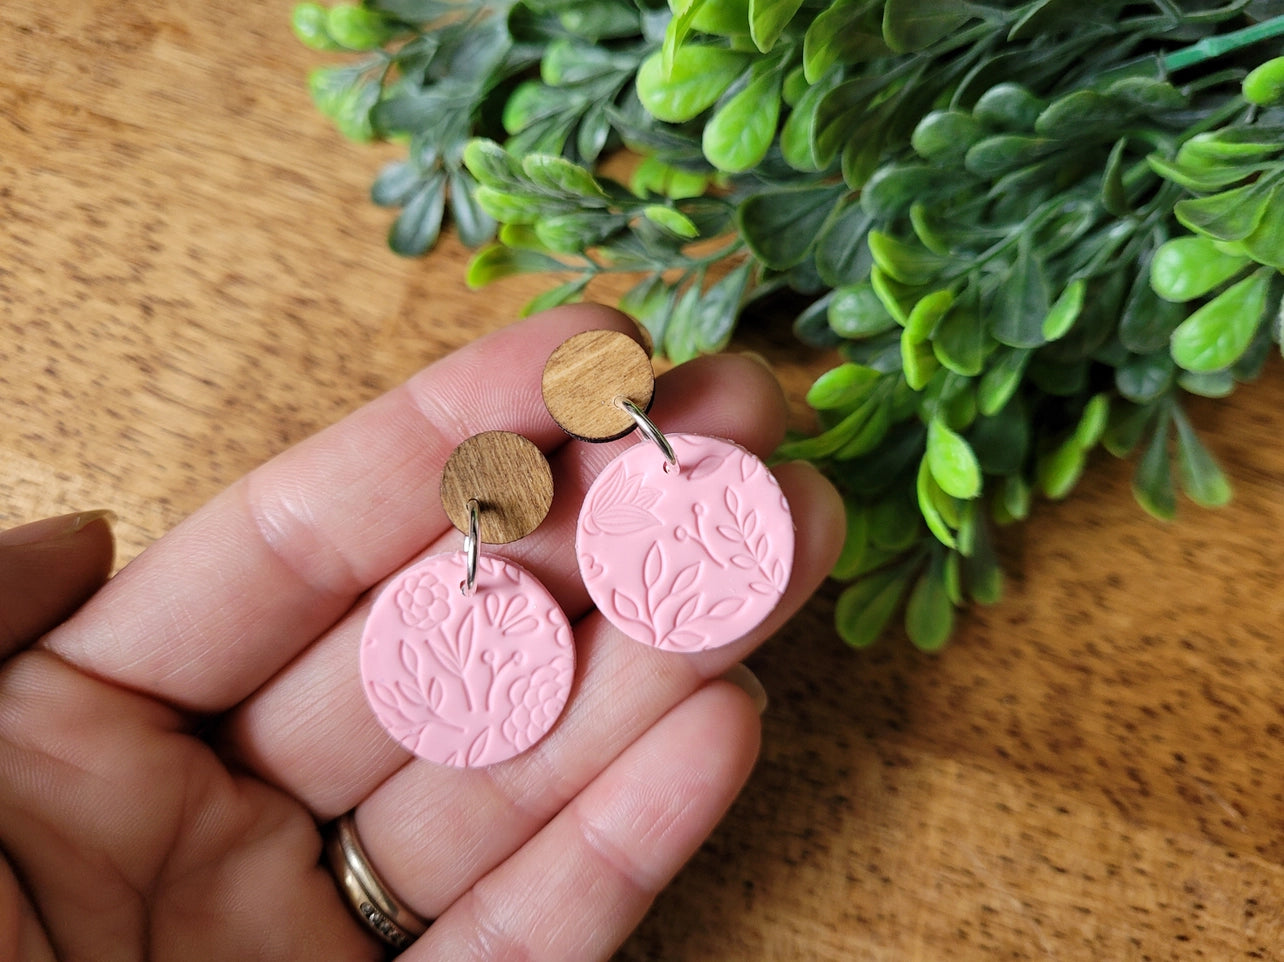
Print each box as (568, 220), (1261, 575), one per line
(615, 396), (678, 469)
(462, 498), (480, 596)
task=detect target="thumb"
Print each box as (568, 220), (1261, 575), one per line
(0, 510), (116, 659)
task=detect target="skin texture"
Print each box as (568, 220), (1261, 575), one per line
(0, 304), (845, 962)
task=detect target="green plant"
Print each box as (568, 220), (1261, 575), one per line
(296, 0), (1284, 650)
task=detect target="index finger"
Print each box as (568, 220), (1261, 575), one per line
(42, 305), (642, 712)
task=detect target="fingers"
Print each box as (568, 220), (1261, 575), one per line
(403, 681), (761, 962)
(0, 511), (115, 659)
(221, 352), (805, 815)
(350, 461), (840, 918)
(41, 305), (642, 712)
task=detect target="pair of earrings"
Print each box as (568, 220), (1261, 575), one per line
(359, 330), (795, 767)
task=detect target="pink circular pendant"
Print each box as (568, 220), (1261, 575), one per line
(360, 553), (574, 767)
(577, 433), (794, 652)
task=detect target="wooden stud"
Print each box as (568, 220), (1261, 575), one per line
(439, 431), (554, 544)
(541, 329), (655, 442)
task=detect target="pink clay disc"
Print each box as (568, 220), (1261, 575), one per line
(360, 553), (574, 767)
(577, 433), (794, 653)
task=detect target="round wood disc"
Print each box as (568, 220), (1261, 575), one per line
(439, 431), (553, 544)
(541, 330), (655, 442)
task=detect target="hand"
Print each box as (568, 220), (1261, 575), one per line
(0, 305), (844, 961)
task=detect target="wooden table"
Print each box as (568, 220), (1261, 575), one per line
(5, 3), (1284, 958)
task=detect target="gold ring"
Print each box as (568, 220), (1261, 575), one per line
(323, 811), (431, 950)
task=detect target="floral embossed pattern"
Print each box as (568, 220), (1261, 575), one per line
(578, 433), (794, 652)
(360, 553), (574, 767)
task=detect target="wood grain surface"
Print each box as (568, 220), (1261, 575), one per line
(4, 3), (1284, 959)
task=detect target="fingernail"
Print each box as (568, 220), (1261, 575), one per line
(719, 662), (768, 715)
(0, 510), (116, 548)
(738, 350), (773, 371)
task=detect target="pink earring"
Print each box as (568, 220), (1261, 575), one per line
(359, 431), (574, 767)
(542, 330), (794, 653)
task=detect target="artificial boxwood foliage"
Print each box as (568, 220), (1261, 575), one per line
(296, 0), (1284, 650)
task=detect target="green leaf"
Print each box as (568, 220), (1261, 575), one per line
(828, 283), (897, 338)
(1038, 437), (1086, 500)
(830, 503), (870, 580)
(870, 492), (923, 551)
(749, 0), (805, 52)
(991, 242), (1051, 349)
(835, 568), (910, 648)
(835, 402), (892, 459)
(1146, 154), (1264, 193)
(702, 62), (784, 172)
(882, 0), (978, 53)
(388, 174), (446, 256)
(933, 302), (989, 377)
(691, 0), (753, 36)
(1075, 394), (1110, 449)
(521, 154), (608, 201)
(1173, 408), (1232, 508)
(815, 199), (874, 287)
(1101, 138), (1130, 218)
(466, 244), (565, 287)
(917, 456), (958, 549)
(463, 139), (524, 189)
(1132, 416), (1176, 521)
(1116, 352), (1175, 404)
(901, 328), (939, 391)
(927, 417), (981, 500)
(904, 289), (954, 343)
(964, 134), (1058, 178)
(807, 363), (882, 410)
(1042, 278), (1086, 342)
(536, 211), (616, 253)
(972, 82), (1044, 132)
(1034, 89), (1135, 141)
(447, 170), (497, 248)
(292, 3), (342, 50)
(905, 564), (955, 651)
(804, 2), (891, 82)
(326, 3), (393, 51)
(1178, 129), (1284, 168)
(1170, 268), (1272, 373)
(1150, 237), (1252, 303)
(636, 46), (750, 123)
(867, 231), (947, 287)
(521, 277), (590, 317)
(977, 348), (1029, 417)
(1177, 370), (1235, 399)
(642, 205), (700, 239)
(780, 69), (842, 171)
(620, 275), (676, 350)
(1239, 189), (1284, 270)
(371, 161), (421, 209)
(1174, 179), (1278, 243)
(911, 110), (984, 162)
(737, 185), (842, 270)
(861, 164), (945, 221)
(1243, 56), (1284, 107)
(1120, 256), (1188, 355)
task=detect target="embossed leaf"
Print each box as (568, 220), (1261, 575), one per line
(724, 486), (742, 517)
(643, 542), (663, 591)
(739, 453), (757, 483)
(770, 559), (788, 588)
(730, 554), (756, 569)
(706, 597), (746, 619)
(592, 505), (662, 535)
(687, 453), (729, 480)
(427, 676), (444, 712)
(743, 509), (759, 538)
(612, 589), (643, 623)
(502, 616), (539, 636)
(465, 729), (490, 766)
(484, 592), (501, 624)
(667, 630), (705, 650)
(670, 562), (701, 595)
(368, 680), (401, 711)
(674, 595), (700, 627)
(749, 581), (775, 594)
(398, 639), (420, 677)
(751, 533), (768, 562)
(395, 679), (426, 708)
(717, 524), (742, 541)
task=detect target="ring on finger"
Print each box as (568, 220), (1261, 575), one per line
(323, 811), (431, 950)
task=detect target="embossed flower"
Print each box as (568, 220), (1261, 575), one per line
(394, 571), (451, 629)
(501, 658), (572, 751)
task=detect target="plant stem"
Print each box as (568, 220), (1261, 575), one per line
(1162, 14), (1284, 72)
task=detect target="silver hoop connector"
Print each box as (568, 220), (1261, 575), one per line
(461, 498), (480, 596)
(615, 396), (678, 470)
